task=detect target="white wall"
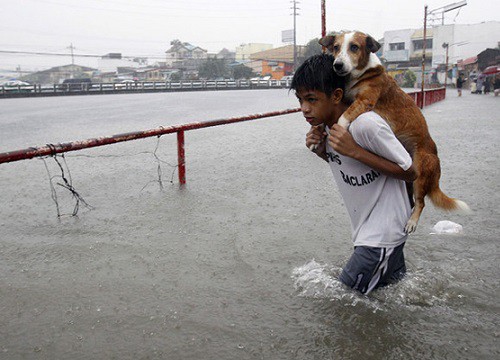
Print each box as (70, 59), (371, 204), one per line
(432, 21), (500, 67)
(383, 29), (414, 52)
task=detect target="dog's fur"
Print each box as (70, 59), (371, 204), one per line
(319, 31), (469, 233)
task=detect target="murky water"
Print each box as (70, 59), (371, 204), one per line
(1, 90), (499, 359)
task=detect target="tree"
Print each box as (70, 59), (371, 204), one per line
(303, 38), (323, 59)
(403, 70), (417, 88)
(198, 58), (231, 79)
(232, 64), (256, 79)
(297, 34), (333, 67)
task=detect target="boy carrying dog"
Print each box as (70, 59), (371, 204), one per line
(291, 54), (417, 294)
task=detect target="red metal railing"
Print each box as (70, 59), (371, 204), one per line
(406, 87), (446, 108)
(0, 108), (301, 184)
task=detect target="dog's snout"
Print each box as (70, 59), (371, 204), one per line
(333, 61), (344, 71)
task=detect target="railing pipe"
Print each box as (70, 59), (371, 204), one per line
(0, 108), (301, 183)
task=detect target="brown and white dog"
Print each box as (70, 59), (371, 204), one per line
(319, 31), (469, 233)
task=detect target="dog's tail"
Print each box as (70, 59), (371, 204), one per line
(428, 188), (471, 213)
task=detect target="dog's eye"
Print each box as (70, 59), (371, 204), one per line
(333, 45), (340, 52)
(350, 44), (359, 52)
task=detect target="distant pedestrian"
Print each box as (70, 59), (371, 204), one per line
(477, 75), (484, 94)
(483, 77), (491, 95)
(470, 80), (477, 94)
(456, 73), (466, 97)
(494, 75), (500, 97)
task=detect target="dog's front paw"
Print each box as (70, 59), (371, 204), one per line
(338, 115), (351, 129)
(404, 219), (418, 234)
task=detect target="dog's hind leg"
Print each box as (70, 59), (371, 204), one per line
(404, 151), (440, 233)
(405, 190), (425, 234)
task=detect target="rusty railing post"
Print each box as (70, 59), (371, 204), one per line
(177, 130), (186, 185)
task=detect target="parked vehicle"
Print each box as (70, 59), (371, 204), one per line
(114, 79), (136, 89)
(250, 76), (272, 86)
(280, 75), (294, 87)
(1, 80), (32, 93)
(58, 78), (92, 91)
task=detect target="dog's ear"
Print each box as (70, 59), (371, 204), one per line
(319, 35), (336, 52)
(366, 35), (381, 53)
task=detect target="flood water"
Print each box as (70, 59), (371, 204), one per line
(1, 90), (499, 359)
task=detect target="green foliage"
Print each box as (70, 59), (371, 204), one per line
(303, 38), (323, 59)
(298, 33), (337, 67)
(232, 64), (256, 79)
(170, 72), (182, 81)
(198, 58), (231, 79)
(403, 70), (417, 88)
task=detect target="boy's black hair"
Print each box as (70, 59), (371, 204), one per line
(290, 53), (346, 97)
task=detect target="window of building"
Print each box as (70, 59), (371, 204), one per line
(413, 39), (433, 50)
(389, 42), (405, 51)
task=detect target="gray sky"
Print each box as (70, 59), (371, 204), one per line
(1, 0), (498, 73)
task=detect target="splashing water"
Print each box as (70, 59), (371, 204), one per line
(291, 259), (376, 308)
(292, 259), (457, 311)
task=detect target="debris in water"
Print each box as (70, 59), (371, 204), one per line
(430, 220), (463, 234)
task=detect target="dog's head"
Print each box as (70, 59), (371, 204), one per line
(319, 31), (381, 77)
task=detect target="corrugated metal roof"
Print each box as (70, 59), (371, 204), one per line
(459, 56), (478, 66)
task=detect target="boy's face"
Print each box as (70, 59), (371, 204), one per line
(295, 88), (342, 127)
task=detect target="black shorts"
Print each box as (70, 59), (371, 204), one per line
(339, 242), (406, 294)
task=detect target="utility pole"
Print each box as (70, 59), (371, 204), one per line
(321, 0), (326, 41)
(290, 0), (300, 71)
(421, 5), (427, 109)
(67, 43), (75, 65)
(67, 43), (76, 79)
(442, 42), (449, 90)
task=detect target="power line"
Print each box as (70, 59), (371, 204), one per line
(0, 49), (166, 60)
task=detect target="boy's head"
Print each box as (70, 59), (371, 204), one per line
(291, 54), (348, 127)
(291, 53), (346, 97)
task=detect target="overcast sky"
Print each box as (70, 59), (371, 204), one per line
(1, 0), (498, 73)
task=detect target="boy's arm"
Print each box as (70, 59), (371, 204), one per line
(328, 123), (417, 182)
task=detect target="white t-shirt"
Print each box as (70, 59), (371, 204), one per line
(325, 111), (413, 247)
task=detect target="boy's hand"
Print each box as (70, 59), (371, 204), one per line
(328, 124), (361, 158)
(306, 125), (326, 151)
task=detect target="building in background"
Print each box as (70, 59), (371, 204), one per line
(249, 45), (305, 79)
(22, 64), (97, 85)
(165, 41), (208, 68)
(235, 43), (273, 61)
(382, 21), (500, 86)
(216, 48), (236, 62)
(97, 53), (145, 74)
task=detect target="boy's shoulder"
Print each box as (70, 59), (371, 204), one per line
(353, 111), (387, 126)
(350, 111), (390, 137)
